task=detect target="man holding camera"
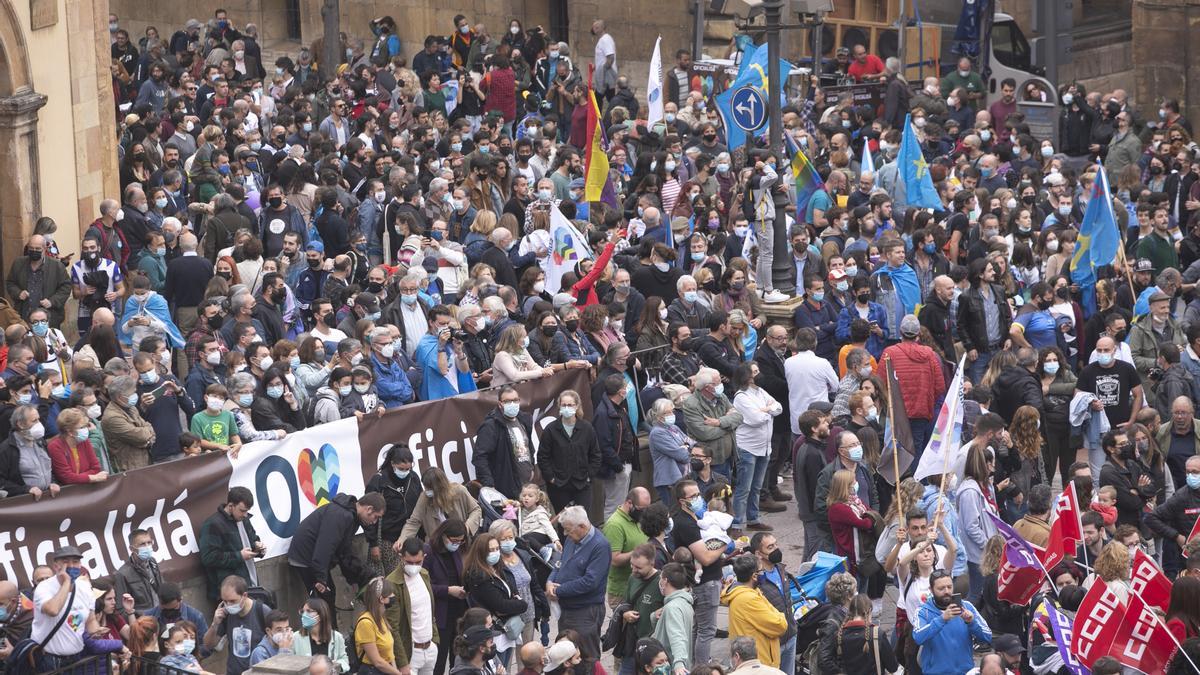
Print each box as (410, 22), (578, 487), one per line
(198, 487), (267, 602)
(69, 234), (126, 337)
(416, 304), (478, 401)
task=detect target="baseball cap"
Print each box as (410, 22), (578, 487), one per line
(568, 177), (586, 190)
(544, 640), (578, 671)
(1134, 258), (1154, 273)
(305, 241), (325, 253)
(900, 314), (921, 337)
(355, 292), (380, 313)
(463, 624), (502, 648)
(828, 269), (847, 281)
(993, 634), (1025, 656)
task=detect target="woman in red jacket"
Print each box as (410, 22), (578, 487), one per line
(827, 468), (877, 576)
(47, 408), (108, 485)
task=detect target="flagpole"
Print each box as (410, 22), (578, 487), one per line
(884, 356), (900, 484)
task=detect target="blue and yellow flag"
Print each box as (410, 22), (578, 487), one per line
(1070, 162), (1120, 316)
(898, 113), (941, 210)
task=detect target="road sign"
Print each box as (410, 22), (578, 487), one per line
(730, 86), (767, 132)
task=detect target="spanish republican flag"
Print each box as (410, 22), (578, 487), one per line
(584, 87), (618, 207)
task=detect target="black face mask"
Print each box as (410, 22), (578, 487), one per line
(268, 196), (284, 209)
(207, 314), (223, 330)
(564, 319), (579, 332)
(629, 507), (642, 523)
(1111, 329), (1126, 342)
(307, 258), (322, 269)
(690, 458), (706, 473)
(541, 325), (558, 337)
(1036, 298), (1053, 311)
(366, 281), (384, 294)
(1021, 194), (1037, 205)
(83, 250), (99, 264)
(856, 292), (870, 304)
(1119, 443), (1136, 461)
(26, 249), (42, 262)
(217, 271), (232, 281)
(1150, 165), (1164, 176)
(767, 548), (783, 565)
(272, 288), (287, 304)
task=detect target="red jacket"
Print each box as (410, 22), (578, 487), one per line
(482, 67), (517, 122)
(47, 436), (102, 485)
(878, 341), (946, 420)
(828, 501), (874, 574)
(571, 239), (617, 307)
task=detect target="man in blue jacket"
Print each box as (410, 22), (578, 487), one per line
(367, 326), (414, 408)
(793, 275), (839, 368)
(912, 570), (991, 675)
(547, 505), (610, 675)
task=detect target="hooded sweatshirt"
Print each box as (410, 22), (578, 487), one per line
(911, 594), (992, 675)
(652, 588), (694, 671)
(720, 583), (788, 667)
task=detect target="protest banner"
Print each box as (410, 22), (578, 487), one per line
(0, 370), (588, 587)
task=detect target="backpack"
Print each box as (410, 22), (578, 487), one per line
(346, 614), (374, 674)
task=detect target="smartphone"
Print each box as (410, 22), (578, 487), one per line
(950, 593), (963, 608)
(147, 382), (172, 399)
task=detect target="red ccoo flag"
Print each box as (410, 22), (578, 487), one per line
(1043, 480), (1083, 571)
(1109, 590), (1179, 674)
(1070, 577), (1127, 669)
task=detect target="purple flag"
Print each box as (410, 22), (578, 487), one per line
(987, 512), (1042, 569)
(1045, 602), (1091, 675)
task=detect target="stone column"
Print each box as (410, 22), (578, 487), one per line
(0, 90), (47, 272)
(1132, 0), (1195, 119)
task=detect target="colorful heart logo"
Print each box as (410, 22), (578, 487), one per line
(297, 444), (341, 506)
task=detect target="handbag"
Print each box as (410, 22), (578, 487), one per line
(6, 578), (78, 675)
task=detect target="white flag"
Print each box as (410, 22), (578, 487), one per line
(545, 206), (594, 294)
(912, 355), (968, 481)
(647, 36), (664, 126)
(861, 142), (875, 176)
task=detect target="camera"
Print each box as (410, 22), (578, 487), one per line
(451, 329), (470, 342)
(1148, 367), (1165, 382)
(81, 269), (111, 309)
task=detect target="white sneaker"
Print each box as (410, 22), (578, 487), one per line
(762, 289), (790, 303)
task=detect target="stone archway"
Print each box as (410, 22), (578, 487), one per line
(0, 0), (46, 274)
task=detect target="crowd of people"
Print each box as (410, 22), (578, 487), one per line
(6, 4), (1200, 675)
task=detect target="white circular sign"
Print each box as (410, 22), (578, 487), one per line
(269, 219), (286, 234)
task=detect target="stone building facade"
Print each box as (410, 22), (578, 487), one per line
(0, 0), (117, 275)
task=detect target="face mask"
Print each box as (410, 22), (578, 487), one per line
(354, 383), (370, 394)
(713, 383), (724, 397)
(137, 545), (154, 561)
(690, 251), (706, 263)
(176, 638), (196, 655)
(266, 385), (284, 399)
(665, 161), (677, 172)
(225, 601), (244, 616)
(378, 343), (396, 360)
(459, 24), (470, 34)
(1058, 205), (1072, 216)
(259, 355), (274, 370)
(71, 425), (91, 443)
(1188, 474), (1200, 490)
(302, 122), (313, 133)
(536, 188), (553, 201)
(87, 403), (102, 419)
(486, 551), (502, 565)
(394, 468), (411, 481)
(1044, 361), (1060, 375)
(300, 612), (318, 630)
(1097, 352), (1115, 366)
(847, 445), (864, 462)
(446, 541), (461, 552)
(121, 391), (138, 408)
(559, 405), (576, 419)
(689, 495), (707, 517)
(503, 402), (520, 418)
(289, 355), (301, 370)
(811, 292), (825, 303)
(683, 290), (698, 303)
(664, 113), (675, 123)
(231, 392), (251, 407)
(140, 370), (159, 385)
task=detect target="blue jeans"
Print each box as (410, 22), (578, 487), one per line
(967, 560), (984, 605)
(656, 485), (674, 505)
(733, 449), (770, 526)
(910, 418), (933, 463)
(779, 634), (797, 675)
(966, 349), (995, 385)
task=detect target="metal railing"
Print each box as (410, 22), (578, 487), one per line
(37, 652), (200, 675)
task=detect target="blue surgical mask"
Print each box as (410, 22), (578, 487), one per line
(1044, 361), (1060, 375)
(127, 393), (140, 407)
(238, 393), (254, 407)
(267, 385), (285, 399)
(290, 356), (301, 370)
(500, 539), (517, 554)
(136, 546), (154, 561)
(689, 496), (707, 517)
(1188, 474), (1200, 490)
(446, 541), (461, 552)
(503, 402), (520, 418)
(559, 406), (576, 418)
(140, 370), (159, 385)
(486, 551), (501, 565)
(847, 445), (864, 462)
(923, 242), (937, 255)
(1097, 353), (1114, 366)
(17, 393), (32, 405)
(32, 321), (48, 337)
(300, 613), (319, 630)
(811, 292), (825, 302)
(537, 189), (553, 201)
(451, 142), (463, 153)
(401, 293), (418, 306)
(683, 290), (698, 303)
(52, 384), (68, 400)
(75, 427), (90, 442)
(394, 468), (411, 479)
(691, 252), (705, 262)
(339, 385), (352, 397)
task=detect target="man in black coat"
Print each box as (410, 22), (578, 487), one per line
(919, 275), (957, 360)
(472, 389), (535, 499)
(1145, 454), (1200, 576)
(480, 228), (520, 290)
(286, 492), (384, 628)
(991, 347), (1045, 424)
(754, 325), (792, 508)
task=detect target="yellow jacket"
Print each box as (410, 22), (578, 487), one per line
(720, 582), (789, 667)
